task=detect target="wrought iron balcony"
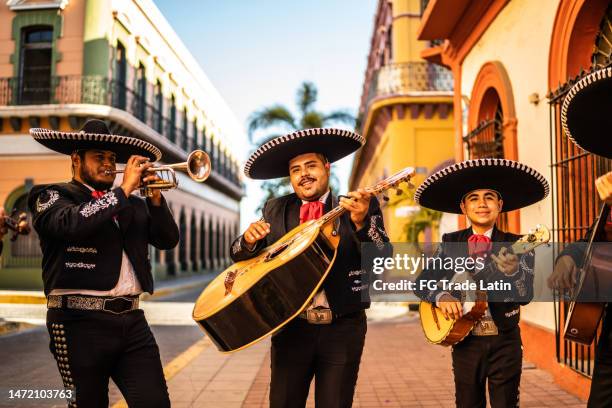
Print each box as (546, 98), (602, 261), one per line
(364, 61), (453, 108)
(0, 75), (242, 188)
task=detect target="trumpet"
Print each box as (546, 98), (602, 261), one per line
(106, 150), (211, 197)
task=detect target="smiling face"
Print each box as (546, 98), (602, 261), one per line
(460, 189), (503, 231)
(72, 149), (117, 191)
(288, 152), (330, 201)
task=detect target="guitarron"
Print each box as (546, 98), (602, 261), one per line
(419, 225), (550, 346)
(564, 205), (612, 345)
(192, 167), (415, 353)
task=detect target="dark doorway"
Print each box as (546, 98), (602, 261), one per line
(113, 42), (127, 109)
(19, 27), (53, 104)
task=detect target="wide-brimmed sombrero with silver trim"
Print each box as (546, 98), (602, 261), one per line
(30, 119), (161, 163)
(244, 128), (364, 179)
(561, 66), (612, 159)
(414, 158), (549, 214)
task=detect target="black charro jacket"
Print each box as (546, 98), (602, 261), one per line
(415, 227), (535, 332)
(229, 192), (390, 317)
(27, 180), (179, 295)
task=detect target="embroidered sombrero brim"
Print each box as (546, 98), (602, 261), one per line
(244, 128), (364, 179)
(30, 128), (161, 163)
(414, 158), (549, 214)
(561, 66), (612, 159)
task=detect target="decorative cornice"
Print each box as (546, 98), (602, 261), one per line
(6, 0), (68, 11)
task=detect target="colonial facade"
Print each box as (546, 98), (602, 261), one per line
(419, 0), (612, 398)
(0, 0), (244, 288)
(349, 0), (455, 243)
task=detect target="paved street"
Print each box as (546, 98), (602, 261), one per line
(0, 283), (208, 408)
(0, 286), (588, 407)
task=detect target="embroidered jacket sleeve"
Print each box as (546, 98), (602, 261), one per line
(230, 202), (269, 262)
(414, 235), (462, 303)
(470, 250), (535, 304)
(146, 196), (179, 250)
(353, 198), (390, 249)
(28, 186), (130, 240)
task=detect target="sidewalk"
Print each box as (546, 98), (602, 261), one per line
(155, 310), (586, 408)
(0, 272), (215, 304)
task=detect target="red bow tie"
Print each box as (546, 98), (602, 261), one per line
(468, 234), (492, 257)
(299, 201), (324, 224)
(91, 190), (106, 199)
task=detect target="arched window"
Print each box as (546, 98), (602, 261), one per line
(216, 220), (223, 267)
(135, 63), (147, 122)
(113, 42), (127, 110)
(208, 217), (215, 269)
(169, 95), (177, 143)
(190, 212), (197, 271)
(181, 107), (189, 151)
(154, 80), (163, 133)
(19, 26), (53, 104)
(200, 216), (206, 270)
(179, 208), (187, 272)
(191, 121), (198, 152)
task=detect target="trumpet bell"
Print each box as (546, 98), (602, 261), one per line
(187, 150), (211, 182)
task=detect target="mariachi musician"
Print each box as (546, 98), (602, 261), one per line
(27, 119), (179, 408)
(230, 128), (390, 408)
(413, 158), (549, 407)
(546, 66), (612, 407)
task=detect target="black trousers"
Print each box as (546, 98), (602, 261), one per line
(270, 310), (367, 408)
(46, 308), (170, 408)
(588, 311), (612, 408)
(451, 326), (522, 408)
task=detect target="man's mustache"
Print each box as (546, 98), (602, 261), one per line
(299, 177), (316, 186)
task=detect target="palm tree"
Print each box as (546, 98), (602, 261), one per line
(247, 82), (356, 210)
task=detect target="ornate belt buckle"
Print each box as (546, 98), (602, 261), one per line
(474, 319), (498, 336)
(103, 297), (134, 314)
(306, 308), (333, 324)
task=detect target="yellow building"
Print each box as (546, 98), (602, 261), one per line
(349, 0), (455, 243)
(0, 0), (244, 288)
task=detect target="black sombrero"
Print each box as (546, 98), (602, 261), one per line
(244, 128), (364, 179)
(561, 66), (612, 159)
(30, 119), (161, 163)
(414, 158), (549, 214)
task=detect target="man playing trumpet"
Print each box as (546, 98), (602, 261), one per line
(28, 119), (179, 408)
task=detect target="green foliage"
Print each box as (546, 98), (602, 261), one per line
(247, 82), (356, 209)
(403, 207), (442, 243)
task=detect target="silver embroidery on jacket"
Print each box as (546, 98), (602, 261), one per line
(79, 191), (118, 218)
(231, 239), (241, 255)
(36, 190), (59, 213)
(65, 262), (96, 269)
(66, 246), (97, 254)
(368, 215), (385, 249)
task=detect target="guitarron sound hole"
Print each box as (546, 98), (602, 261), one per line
(264, 243), (290, 262)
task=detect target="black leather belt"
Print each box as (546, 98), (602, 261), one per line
(47, 294), (139, 315)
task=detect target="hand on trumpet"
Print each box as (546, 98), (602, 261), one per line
(120, 156), (161, 203)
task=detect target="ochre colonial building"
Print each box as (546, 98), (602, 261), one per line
(0, 0), (244, 288)
(350, 0), (455, 243)
(419, 0), (612, 398)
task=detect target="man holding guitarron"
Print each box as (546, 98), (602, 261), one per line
(230, 128), (390, 408)
(547, 66), (612, 407)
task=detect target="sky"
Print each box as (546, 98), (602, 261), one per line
(153, 0), (378, 227)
